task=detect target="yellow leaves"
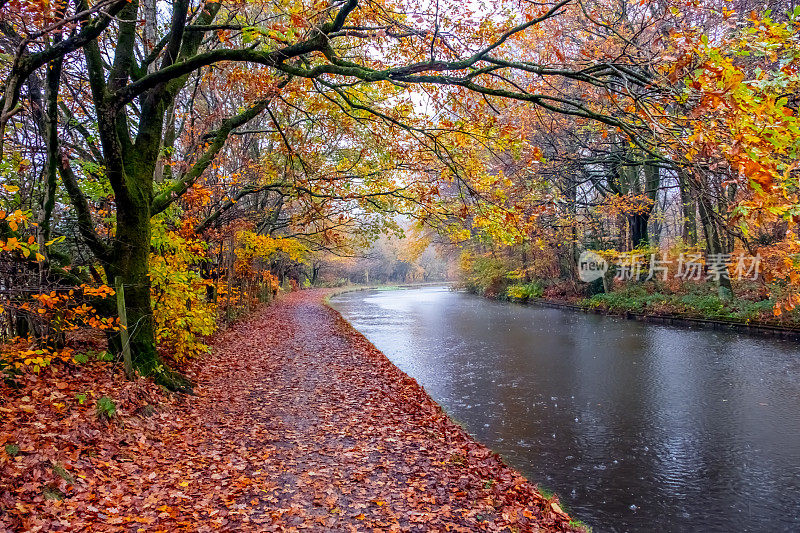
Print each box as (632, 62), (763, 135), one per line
(0, 210), (49, 262)
(235, 231), (308, 267)
(2, 338), (75, 373)
(150, 228), (217, 362)
(2, 209), (29, 232)
(2, 237), (19, 251)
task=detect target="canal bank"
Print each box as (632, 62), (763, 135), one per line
(526, 297), (800, 340)
(331, 283), (800, 340)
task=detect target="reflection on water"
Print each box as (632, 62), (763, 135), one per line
(330, 286), (800, 532)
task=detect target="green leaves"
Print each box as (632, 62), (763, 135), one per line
(4, 443), (19, 457)
(95, 396), (117, 420)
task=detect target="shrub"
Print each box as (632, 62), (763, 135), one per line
(507, 281), (544, 301)
(586, 291), (645, 312)
(678, 294), (727, 317)
(585, 285), (650, 312)
(0, 285), (118, 374)
(150, 223), (217, 362)
(732, 299), (776, 321)
(459, 252), (514, 297)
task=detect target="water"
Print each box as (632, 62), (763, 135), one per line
(329, 286), (800, 532)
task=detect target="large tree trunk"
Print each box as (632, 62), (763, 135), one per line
(628, 212), (650, 248)
(109, 196), (192, 391)
(111, 199), (157, 372)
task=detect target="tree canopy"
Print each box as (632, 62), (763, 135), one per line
(1, 0), (799, 380)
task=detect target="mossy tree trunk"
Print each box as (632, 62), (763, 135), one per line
(107, 185), (158, 374)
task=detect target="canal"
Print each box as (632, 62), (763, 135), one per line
(330, 286), (800, 532)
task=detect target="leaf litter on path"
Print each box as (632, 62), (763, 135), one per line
(1, 290), (579, 532)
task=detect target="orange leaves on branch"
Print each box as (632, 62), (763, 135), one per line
(598, 194), (655, 217)
(677, 14), (800, 218)
(0, 285), (118, 373)
(0, 209), (45, 261)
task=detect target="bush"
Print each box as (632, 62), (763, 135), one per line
(678, 294), (727, 317)
(585, 291), (645, 312)
(150, 223), (217, 362)
(459, 252), (514, 297)
(507, 281), (544, 301)
(732, 299), (776, 320)
(581, 282), (788, 323)
(584, 285), (650, 312)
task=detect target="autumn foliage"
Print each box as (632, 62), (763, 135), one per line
(1, 0), (799, 529)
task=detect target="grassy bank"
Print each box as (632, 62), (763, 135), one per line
(576, 285), (783, 323)
(459, 257), (800, 331)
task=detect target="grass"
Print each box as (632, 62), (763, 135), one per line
(536, 484), (555, 500)
(577, 283), (788, 325)
(570, 518), (593, 532)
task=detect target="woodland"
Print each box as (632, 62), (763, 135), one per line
(0, 0), (799, 529)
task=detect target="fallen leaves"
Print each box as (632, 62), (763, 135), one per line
(1, 290), (578, 531)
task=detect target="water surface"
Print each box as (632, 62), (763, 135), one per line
(330, 286), (800, 532)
